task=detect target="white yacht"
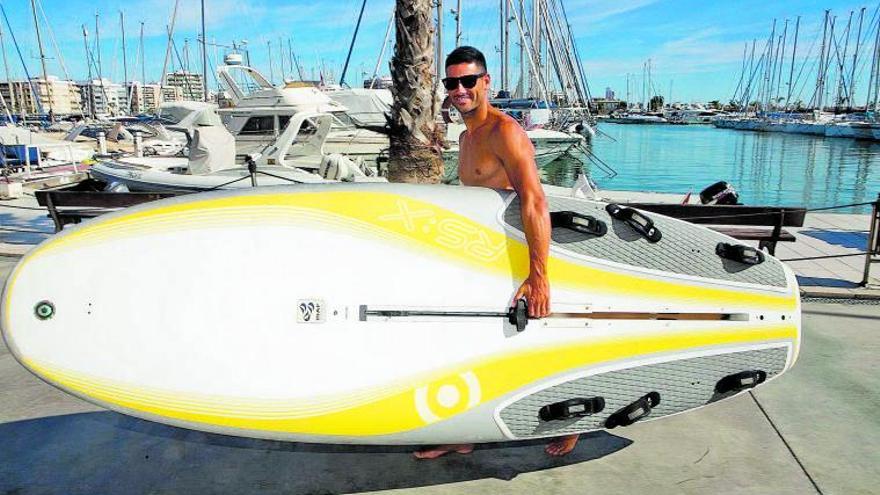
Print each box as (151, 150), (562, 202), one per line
(91, 104), (382, 192)
(216, 60), (580, 170)
(217, 63), (390, 165)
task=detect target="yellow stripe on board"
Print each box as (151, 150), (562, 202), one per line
(24, 324), (797, 437)
(17, 191), (797, 312)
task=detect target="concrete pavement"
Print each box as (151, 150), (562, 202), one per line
(0, 255), (878, 494)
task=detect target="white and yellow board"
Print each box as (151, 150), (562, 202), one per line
(0, 184), (801, 444)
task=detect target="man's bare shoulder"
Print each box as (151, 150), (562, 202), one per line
(488, 108), (525, 134)
(487, 110), (532, 153)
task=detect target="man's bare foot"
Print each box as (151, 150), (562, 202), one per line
(413, 443), (475, 459)
(544, 434), (579, 457)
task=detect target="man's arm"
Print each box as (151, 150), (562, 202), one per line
(494, 120), (551, 318)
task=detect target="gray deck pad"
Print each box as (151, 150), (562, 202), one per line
(498, 346), (789, 438)
(504, 196), (789, 287)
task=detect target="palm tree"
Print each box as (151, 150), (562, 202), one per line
(388, 0), (445, 183)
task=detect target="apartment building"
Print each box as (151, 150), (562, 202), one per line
(0, 77), (82, 116)
(77, 79), (124, 116)
(165, 71), (205, 102)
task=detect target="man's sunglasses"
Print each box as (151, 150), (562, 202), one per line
(442, 73), (486, 91)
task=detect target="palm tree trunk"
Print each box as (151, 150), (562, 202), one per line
(388, 0), (445, 183)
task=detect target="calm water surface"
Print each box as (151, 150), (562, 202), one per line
(544, 123), (880, 214)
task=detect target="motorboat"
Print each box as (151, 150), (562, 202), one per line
(217, 61), (581, 169)
(91, 105), (384, 192)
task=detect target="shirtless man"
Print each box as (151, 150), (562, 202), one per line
(413, 46), (580, 460)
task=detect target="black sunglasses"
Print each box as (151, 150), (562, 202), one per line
(442, 73), (486, 91)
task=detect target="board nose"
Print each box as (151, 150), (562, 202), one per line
(0, 262), (25, 361)
(0, 256), (59, 365)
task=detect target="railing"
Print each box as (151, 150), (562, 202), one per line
(862, 194), (880, 288)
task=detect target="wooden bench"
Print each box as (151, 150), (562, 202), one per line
(623, 203), (807, 255)
(35, 180), (182, 232)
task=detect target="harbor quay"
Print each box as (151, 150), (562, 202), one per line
(1, 255), (878, 494)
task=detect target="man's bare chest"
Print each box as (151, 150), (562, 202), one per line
(458, 133), (508, 186)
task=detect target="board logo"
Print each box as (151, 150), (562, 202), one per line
(414, 371), (482, 424)
(297, 300), (325, 323)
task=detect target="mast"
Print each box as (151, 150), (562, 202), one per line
(731, 42), (747, 105)
(785, 16), (800, 109)
(340, 0), (367, 87)
(120, 11), (130, 114)
(160, 0), (180, 98)
(183, 39), (191, 74)
(288, 38), (303, 80)
(503, 0), (509, 92)
(30, 0), (53, 119)
(641, 60), (646, 109)
(869, 11), (880, 111)
(0, 3), (41, 117)
(531, 0), (541, 99)
(849, 8), (865, 110)
(455, 0), (462, 47)
(267, 40), (274, 84)
(774, 20), (788, 110)
(762, 19), (776, 112)
(279, 37), (286, 79)
(436, 0), (443, 84)
(81, 25), (93, 118)
(499, 0), (504, 93)
(0, 21), (16, 117)
(742, 39), (756, 112)
(836, 11), (853, 110)
(507, 0), (549, 105)
(140, 22), (145, 86)
(518, 0), (523, 96)
(195, 0), (205, 100)
(200, 0), (207, 100)
(816, 10), (829, 113)
(96, 12), (111, 115)
(95, 12), (103, 81)
(370, 10), (394, 89)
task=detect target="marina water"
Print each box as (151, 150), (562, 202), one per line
(547, 123), (880, 213)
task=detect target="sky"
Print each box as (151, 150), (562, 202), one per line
(0, 0), (876, 103)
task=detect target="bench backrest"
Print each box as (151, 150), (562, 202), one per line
(625, 203), (806, 227)
(35, 190), (181, 209)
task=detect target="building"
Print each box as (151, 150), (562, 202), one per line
(605, 87), (616, 100)
(590, 97), (626, 115)
(161, 85), (183, 104)
(126, 82), (163, 113)
(0, 77), (82, 116)
(77, 79), (123, 116)
(164, 71), (205, 102)
(141, 84), (163, 113)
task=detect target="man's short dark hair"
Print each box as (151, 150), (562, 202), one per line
(445, 46), (487, 73)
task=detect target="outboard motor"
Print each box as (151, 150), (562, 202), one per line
(700, 181), (740, 205)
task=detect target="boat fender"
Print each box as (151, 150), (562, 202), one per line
(715, 370), (767, 394)
(605, 391), (661, 428)
(699, 181), (740, 205)
(507, 298), (529, 332)
(716, 242), (765, 265)
(539, 397), (605, 422)
(550, 211), (607, 237)
(605, 204), (662, 243)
